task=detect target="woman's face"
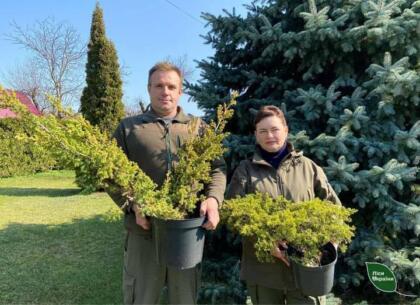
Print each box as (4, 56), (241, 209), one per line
(255, 116), (288, 152)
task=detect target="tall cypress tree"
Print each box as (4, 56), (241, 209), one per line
(189, 0), (419, 304)
(81, 3), (124, 136)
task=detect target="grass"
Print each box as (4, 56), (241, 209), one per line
(0, 170), (125, 304)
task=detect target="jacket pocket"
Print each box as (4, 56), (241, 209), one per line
(123, 272), (136, 305)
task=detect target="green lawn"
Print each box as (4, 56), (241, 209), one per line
(0, 170), (125, 304)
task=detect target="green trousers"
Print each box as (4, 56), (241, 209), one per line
(247, 284), (326, 305)
(123, 232), (201, 305)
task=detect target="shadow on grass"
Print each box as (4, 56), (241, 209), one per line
(0, 214), (125, 304)
(0, 187), (82, 197)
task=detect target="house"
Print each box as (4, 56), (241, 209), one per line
(0, 90), (41, 118)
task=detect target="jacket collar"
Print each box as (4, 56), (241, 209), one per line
(142, 106), (192, 123)
(251, 142), (302, 167)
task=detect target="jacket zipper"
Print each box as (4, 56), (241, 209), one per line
(277, 169), (284, 197)
(163, 121), (172, 171)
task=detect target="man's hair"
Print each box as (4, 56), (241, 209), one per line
(254, 105), (288, 129)
(148, 61), (183, 86)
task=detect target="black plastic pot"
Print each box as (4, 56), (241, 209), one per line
(153, 216), (206, 270)
(291, 242), (338, 297)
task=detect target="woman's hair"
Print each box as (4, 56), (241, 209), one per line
(254, 105), (288, 129)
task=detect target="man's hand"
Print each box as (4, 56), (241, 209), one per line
(200, 197), (220, 230)
(132, 204), (151, 230)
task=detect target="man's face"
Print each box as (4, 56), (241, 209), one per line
(255, 116), (288, 152)
(148, 70), (182, 117)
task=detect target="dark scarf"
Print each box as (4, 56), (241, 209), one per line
(258, 142), (289, 169)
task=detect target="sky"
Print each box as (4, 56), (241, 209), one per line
(0, 0), (249, 116)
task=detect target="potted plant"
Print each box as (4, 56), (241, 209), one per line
(146, 98), (235, 269)
(221, 192), (356, 296)
(0, 87), (236, 269)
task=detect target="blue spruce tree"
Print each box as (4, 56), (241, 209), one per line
(189, 0), (419, 303)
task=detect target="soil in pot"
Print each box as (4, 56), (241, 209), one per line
(290, 242), (338, 297)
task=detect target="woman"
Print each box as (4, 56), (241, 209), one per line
(226, 105), (340, 305)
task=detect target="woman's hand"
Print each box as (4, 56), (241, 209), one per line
(132, 204), (151, 230)
(271, 240), (290, 267)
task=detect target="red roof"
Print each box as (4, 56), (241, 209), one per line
(0, 90), (41, 118)
(0, 108), (17, 118)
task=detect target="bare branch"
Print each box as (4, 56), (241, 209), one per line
(5, 17), (86, 113)
(1, 59), (49, 113)
(124, 96), (147, 117)
(163, 54), (195, 82)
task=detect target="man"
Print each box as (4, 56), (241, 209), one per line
(109, 62), (226, 305)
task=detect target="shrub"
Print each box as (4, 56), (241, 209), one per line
(222, 192), (356, 266)
(0, 87), (236, 220)
(0, 117), (56, 177)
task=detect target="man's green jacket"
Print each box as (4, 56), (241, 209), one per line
(109, 107), (226, 234)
